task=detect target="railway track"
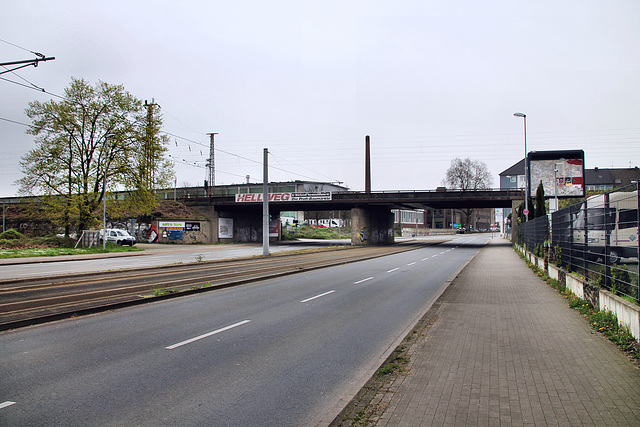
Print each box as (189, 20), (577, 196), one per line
(0, 241), (437, 330)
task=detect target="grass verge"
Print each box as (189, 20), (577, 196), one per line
(0, 244), (141, 259)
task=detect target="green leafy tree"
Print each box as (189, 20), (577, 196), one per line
(17, 78), (174, 234)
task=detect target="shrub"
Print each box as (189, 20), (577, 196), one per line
(0, 229), (25, 240)
(611, 264), (638, 299)
(552, 246), (563, 267)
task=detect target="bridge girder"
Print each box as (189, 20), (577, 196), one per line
(181, 189), (524, 212)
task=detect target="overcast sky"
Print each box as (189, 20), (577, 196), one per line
(1, 1), (639, 197)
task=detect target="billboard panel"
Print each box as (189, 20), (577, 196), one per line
(527, 150), (585, 198)
(218, 218), (233, 239)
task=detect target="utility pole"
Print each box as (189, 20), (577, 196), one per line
(263, 148), (270, 256)
(143, 100), (157, 188)
(206, 133), (218, 196)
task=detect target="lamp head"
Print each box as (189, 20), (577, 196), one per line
(513, 112), (526, 118)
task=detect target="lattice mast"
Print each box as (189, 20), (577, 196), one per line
(206, 132), (218, 194)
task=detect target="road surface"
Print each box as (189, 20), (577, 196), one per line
(0, 234), (490, 426)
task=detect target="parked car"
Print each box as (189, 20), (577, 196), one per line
(100, 229), (136, 246)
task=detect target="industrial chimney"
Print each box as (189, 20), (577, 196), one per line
(365, 135), (371, 193)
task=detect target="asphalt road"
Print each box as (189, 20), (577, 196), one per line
(0, 234), (490, 426)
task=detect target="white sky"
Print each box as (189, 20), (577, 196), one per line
(1, 0), (639, 197)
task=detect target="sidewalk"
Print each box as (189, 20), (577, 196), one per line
(364, 238), (640, 426)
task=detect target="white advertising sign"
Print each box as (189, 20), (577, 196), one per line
(218, 218), (233, 239)
(159, 221), (185, 229)
(235, 192), (332, 202)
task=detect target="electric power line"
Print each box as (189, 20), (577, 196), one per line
(0, 38), (44, 57)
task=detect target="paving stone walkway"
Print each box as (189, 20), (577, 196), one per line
(374, 239), (640, 426)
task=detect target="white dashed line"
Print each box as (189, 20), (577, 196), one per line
(0, 401), (16, 410)
(166, 320), (251, 350)
(354, 277), (374, 284)
(301, 290), (335, 303)
(407, 262), (416, 266)
(387, 268), (399, 273)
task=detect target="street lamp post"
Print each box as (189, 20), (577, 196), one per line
(513, 112), (528, 221)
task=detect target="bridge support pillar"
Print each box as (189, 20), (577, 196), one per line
(351, 207), (395, 245)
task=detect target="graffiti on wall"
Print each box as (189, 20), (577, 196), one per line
(141, 223), (159, 243)
(358, 226), (369, 242)
(168, 231), (184, 241)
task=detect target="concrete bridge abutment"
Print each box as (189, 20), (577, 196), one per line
(351, 207), (395, 245)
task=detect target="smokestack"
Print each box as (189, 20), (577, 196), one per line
(365, 135), (371, 193)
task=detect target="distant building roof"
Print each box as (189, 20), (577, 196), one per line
(499, 159), (525, 176)
(584, 168), (613, 186)
(609, 167), (640, 187)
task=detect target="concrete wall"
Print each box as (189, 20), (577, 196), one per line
(191, 205), (266, 244)
(233, 211), (264, 243)
(153, 219), (211, 244)
(601, 292), (640, 343)
(351, 207), (394, 245)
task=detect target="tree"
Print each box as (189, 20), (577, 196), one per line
(444, 158), (494, 192)
(17, 78), (174, 234)
(444, 158), (493, 228)
(534, 180), (546, 218)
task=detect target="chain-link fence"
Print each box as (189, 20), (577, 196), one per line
(517, 184), (639, 302)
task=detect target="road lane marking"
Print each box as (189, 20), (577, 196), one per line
(407, 262), (416, 266)
(0, 401), (16, 410)
(354, 277), (374, 284)
(386, 268), (399, 273)
(166, 320), (251, 350)
(421, 257), (430, 261)
(301, 290), (335, 303)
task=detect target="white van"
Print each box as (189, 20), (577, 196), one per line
(100, 229), (137, 246)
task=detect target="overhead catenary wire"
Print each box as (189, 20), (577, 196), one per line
(0, 38), (44, 57)
(2, 65), (638, 187)
(167, 155), (258, 182)
(4, 111), (639, 172)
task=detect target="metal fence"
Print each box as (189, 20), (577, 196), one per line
(518, 184), (639, 302)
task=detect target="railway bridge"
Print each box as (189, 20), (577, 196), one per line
(181, 189), (524, 246)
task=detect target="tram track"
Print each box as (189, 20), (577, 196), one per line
(0, 241), (437, 331)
